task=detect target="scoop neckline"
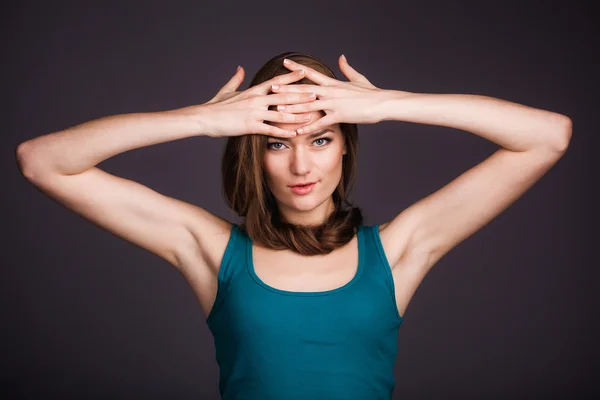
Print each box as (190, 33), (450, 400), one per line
(246, 225), (365, 297)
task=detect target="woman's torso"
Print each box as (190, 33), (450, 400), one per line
(200, 224), (407, 399)
(183, 222), (423, 324)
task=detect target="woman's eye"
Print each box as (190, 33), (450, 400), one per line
(267, 142), (284, 150)
(314, 138), (331, 146)
(266, 137), (331, 150)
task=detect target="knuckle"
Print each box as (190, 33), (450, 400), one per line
(243, 121), (255, 133)
(248, 96), (261, 107)
(269, 127), (280, 137)
(245, 87), (259, 97)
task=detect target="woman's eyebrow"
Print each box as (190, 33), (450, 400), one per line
(274, 129), (333, 141)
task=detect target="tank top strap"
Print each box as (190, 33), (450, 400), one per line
(360, 224), (403, 322)
(206, 223), (245, 324)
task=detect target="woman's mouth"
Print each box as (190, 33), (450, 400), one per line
(289, 182), (317, 195)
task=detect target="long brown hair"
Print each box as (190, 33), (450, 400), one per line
(221, 51), (363, 255)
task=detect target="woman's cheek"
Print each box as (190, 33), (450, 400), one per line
(264, 159), (286, 193)
(319, 152), (343, 175)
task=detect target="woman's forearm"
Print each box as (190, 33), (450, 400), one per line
(16, 106), (211, 177)
(377, 91), (572, 153)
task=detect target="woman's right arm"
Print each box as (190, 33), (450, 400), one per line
(15, 67), (314, 273)
(15, 107), (229, 270)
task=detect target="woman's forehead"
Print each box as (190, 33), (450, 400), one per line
(267, 127), (339, 142)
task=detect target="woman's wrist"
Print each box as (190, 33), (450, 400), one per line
(376, 89), (418, 122)
(169, 104), (218, 137)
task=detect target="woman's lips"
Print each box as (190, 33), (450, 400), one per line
(289, 182), (316, 195)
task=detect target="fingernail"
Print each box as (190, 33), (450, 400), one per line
(296, 128), (304, 134)
(236, 65), (241, 71)
(341, 54), (347, 61)
(272, 84), (280, 90)
(284, 58), (291, 64)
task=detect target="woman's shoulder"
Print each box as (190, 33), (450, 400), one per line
(178, 210), (237, 274)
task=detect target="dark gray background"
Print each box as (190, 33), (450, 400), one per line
(3, 1), (595, 399)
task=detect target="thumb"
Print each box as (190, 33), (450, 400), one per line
(339, 55), (369, 84)
(219, 65), (245, 93)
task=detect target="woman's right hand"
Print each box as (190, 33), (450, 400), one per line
(186, 67), (317, 138)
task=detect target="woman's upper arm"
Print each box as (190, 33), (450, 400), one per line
(21, 166), (231, 271)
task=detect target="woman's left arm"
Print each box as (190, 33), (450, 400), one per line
(375, 91), (572, 271)
(378, 91), (571, 153)
(275, 56), (572, 272)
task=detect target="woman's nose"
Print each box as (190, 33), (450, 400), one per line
(290, 149), (311, 175)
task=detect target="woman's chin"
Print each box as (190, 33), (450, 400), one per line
(289, 199), (318, 210)
(280, 195), (320, 211)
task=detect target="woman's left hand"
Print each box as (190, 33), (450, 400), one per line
(272, 55), (402, 134)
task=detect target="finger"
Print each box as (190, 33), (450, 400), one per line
(262, 92), (318, 106)
(260, 124), (298, 138)
(271, 84), (329, 97)
(219, 66), (245, 94)
(273, 68), (308, 85)
(339, 55), (372, 85)
(281, 58), (338, 86)
(296, 114), (337, 135)
(276, 99), (331, 114)
(255, 69), (306, 94)
(259, 110), (313, 124)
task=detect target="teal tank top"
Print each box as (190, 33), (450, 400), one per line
(206, 224), (404, 399)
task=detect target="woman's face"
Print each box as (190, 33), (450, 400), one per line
(263, 111), (346, 224)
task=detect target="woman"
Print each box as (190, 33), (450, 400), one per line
(16, 51), (572, 399)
